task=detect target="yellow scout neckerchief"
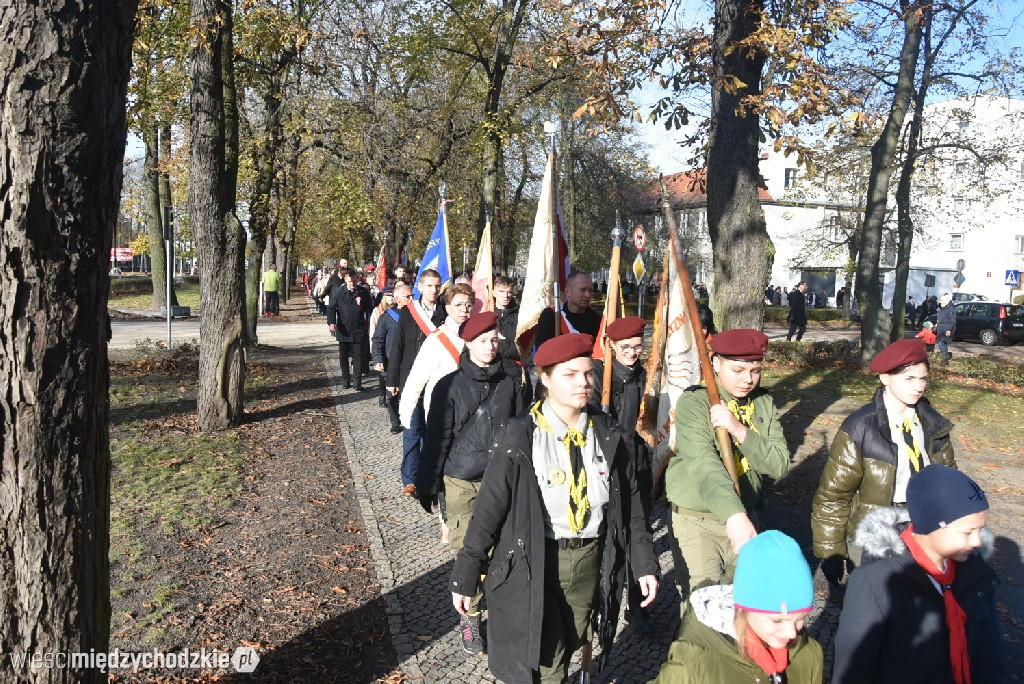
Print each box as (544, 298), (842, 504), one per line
(726, 397), (758, 477)
(531, 401), (591, 534)
(895, 413), (925, 473)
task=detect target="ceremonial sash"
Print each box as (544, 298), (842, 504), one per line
(433, 328), (462, 365)
(559, 310), (578, 334)
(408, 300), (438, 337)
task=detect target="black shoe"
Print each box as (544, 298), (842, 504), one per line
(459, 613), (484, 655)
(378, 396), (387, 407)
(390, 426), (403, 434)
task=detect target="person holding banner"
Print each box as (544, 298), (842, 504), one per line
(386, 269), (447, 496)
(590, 316), (656, 633)
(533, 271), (602, 352)
(450, 334), (658, 684)
(664, 329), (790, 598)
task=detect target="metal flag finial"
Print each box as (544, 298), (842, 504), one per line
(612, 209), (624, 239)
(438, 181), (447, 200)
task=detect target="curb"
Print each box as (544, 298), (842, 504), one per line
(323, 354), (425, 682)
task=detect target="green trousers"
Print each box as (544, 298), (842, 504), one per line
(444, 475), (484, 608)
(669, 508), (737, 600)
(535, 540), (602, 684)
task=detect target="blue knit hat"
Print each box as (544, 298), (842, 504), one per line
(733, 531), (813, 615)
(908, 464), (988, 535)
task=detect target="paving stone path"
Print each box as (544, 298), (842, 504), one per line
(324, 353), (845, 683)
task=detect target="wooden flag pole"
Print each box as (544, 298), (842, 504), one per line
(658, 178), (740, 496)
(601, 216), (625, 412)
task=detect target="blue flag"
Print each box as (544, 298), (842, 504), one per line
(412, 211), (452, 296)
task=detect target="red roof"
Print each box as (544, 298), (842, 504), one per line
(635, 169), (773, 213)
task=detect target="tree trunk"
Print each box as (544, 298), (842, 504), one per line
(892, 3), (933, 344)
(191, 0), (246, 430)
(706, 0), (773, 331)
(158, 124), (179, 309)
(856, 0), (923, 365)
(244, 232), (267, 344)
(0, 2), (137, 680)
(144, 126), (171, 309)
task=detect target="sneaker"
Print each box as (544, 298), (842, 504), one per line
(459, 613), (484, 655)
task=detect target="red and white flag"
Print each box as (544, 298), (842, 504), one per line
(374, 245), (387, 291)
(515, 150), (570, 355)
(471, 220), (493, 313)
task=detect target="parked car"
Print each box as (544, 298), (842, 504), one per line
(952, 292), (988, 303)
(927, 302), (1024, 345)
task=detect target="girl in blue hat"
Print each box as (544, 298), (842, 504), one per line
(650, 530), (823, 683)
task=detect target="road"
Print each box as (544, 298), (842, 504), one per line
(763, 326), (1024, 362)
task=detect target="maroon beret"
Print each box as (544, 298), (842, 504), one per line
(534, 333), (594, 366)
(869, 338), (928, 374)
(711, 329), (769, 360)
(459, 311), (499, 341)
(606, 316), (646, 341)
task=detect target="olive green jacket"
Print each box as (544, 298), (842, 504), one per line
(811, 388), (956, 559)
(650, 587), (823, 684)
(665, 384), (790, 522)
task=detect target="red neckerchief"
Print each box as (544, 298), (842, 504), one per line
(900, 525), (971, 684)
(744, 632), (789, 676)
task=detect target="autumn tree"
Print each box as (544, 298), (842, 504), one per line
(0, 1), (138, 679)
(547, 0), (852, 330)
(191, 0), (247, 429)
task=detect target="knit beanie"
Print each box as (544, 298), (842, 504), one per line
(733, 531), (814, 615)
(907, 464), (989, 535)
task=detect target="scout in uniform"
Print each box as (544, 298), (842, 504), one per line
(664, 329), (790, 597)
(591, 316), (655, 633)
(651, 531), (824, 684)
(811, 338), (957, 582)
(450, 334), (658, 684)
(415, 312), (528, 654)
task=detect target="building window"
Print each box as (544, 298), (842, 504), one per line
(784, 168), (798, 189)
(1016, 235), (1024, 254)
(950, 233), (963, 251)
(959, 119), (970, 133)
(953, 196), (966, 212)
(955, 161), (968, 178)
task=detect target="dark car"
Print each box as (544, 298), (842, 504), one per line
(927, 302), (1024, 346)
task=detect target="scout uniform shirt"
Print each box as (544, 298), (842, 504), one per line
(665, 383), (790, 522)
(531, 401), (610, 539)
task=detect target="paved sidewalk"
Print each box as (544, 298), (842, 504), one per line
(323, 353), (843, 683)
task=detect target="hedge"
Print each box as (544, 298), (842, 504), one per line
(764, 306), (842, 324)
(109, 275), (200, 296)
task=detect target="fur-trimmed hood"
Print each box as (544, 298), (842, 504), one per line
(854, 506), (994, 561)
(689, 584), (737, 637)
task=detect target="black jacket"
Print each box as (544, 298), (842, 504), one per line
(496, 303), (520, 360)
(534, 304), (602, 354)
(370, 307), (401, 366)
(591, 357), (652, 504)
(832, 507), (1003, 684)
(450, 409), (658, 683)
(788, 288), (807, 325)
(384, 300), (447, 388)
(936, 301), (957, 336)
(326, 283), (372, 343)
(416, 352), (527, 494)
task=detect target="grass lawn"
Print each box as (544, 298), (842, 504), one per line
(108, 283), (201, 311)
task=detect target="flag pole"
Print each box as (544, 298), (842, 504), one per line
(545, 120), (560, 339)
(659, 176), (740, 496)
(601, 212), (624, 413)
(439, 181), (452, 288)
(485, 205), (494, 312)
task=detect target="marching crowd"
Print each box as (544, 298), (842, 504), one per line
(304, 262), (1004, 684)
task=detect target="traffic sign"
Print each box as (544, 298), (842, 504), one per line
(632, 254), (645, 282)
(956, 258), (966, 271)
(1007, 270), (1020, 287)
(953, 272), (966, 288)
(632, 225), (646, 252)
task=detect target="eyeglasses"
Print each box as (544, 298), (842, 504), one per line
(618, 344), (644, 354)
(452, 302), (474, 311)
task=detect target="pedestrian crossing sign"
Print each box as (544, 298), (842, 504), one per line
(1007, 270), (1020, 287)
